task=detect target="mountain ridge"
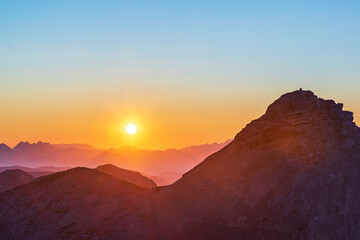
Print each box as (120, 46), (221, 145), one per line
(95, 164), (157, 188)
(0, 140), (231, 175)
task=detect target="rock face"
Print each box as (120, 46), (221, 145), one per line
(95, 164), (157, 188)
(0, 169), (35, 192)
(141, 89), (360, 239)
(1, 89), (360, 240)
(135, 89), (360, 239)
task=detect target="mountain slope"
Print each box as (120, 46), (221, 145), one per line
(138, 89), (360, 239)
(0, 167), (146, 240)
(0, 169), (35, 192)
(96, 164), (157, 188)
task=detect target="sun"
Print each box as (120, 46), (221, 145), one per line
(125, 123), (137, 135)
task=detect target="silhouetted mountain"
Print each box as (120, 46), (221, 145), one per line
(0, 167), (146, 239)
(134, 89), (360, 239)
(0, 140), (229, 175)
(0, 166), (69, 179)
(179, 139), (232, 158)
(0, 144), (11, 153)
(0, 169), (34, 192)
(0, 166), (35, 173)
(26, 171), (54, 178)
(89, 141), (230, 174)
(33, 166), (70, 172)
(96, 164), (157, 188)
(13, 141), (57, 153)
(2, 90), (358, 239)
(0, 166), (69, 173)
(146, 172), (183, 186)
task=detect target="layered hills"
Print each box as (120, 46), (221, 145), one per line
(0, 140), (230, 177)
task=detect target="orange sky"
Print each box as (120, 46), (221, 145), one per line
(1, 84), (359, 150)
(1, 1), (360, 150)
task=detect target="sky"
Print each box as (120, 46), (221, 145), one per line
(0, 0), (359, 150)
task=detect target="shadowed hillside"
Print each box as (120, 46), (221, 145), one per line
(0, 169), (34, 192)
(96, 164), (157, 188)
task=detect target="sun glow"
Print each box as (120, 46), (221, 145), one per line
(125, 124), (137, 135)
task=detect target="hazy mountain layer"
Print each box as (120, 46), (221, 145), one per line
(0, 141), (230, 175)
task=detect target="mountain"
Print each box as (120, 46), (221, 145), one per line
(179, 139), (232, 158)
(89, 141), (230, 175)
(0, 140), (230, 175)
(0, 166), (71, 178)
(0, 169), (34, 192)
(0, 167), (146, 240)
(13, 141), (58, 154)
(33, 166), (70, 172)
(95, 164), (157, 188)
(0, 144), (11, 153)
(134, 89), (360, 239)
(146, 172), (183, 186)
(0, 166), (69, 173)
(0, 166), (36, 173)
(0, 141), (101, 167)
(1, 89), (358, 239)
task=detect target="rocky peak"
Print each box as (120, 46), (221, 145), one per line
(0, 144), (11, 152)
(13, 141), (31, 151)
(235, 89), (359, 152)
(13, 141), (56, 152)
(264, 89), (353, 122)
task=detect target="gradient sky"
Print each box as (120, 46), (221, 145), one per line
(1, 0), (359, 149)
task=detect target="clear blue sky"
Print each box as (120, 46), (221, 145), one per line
(0, 0), (360, 149)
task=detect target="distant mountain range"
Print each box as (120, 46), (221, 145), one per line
(0, 140), (231, 175)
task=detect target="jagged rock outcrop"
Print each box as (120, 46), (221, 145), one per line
(96, 164), (157, 188)
(1, 90), (360, 240)
(0, 169), (35, 192)
(134, 89), (360, 239)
